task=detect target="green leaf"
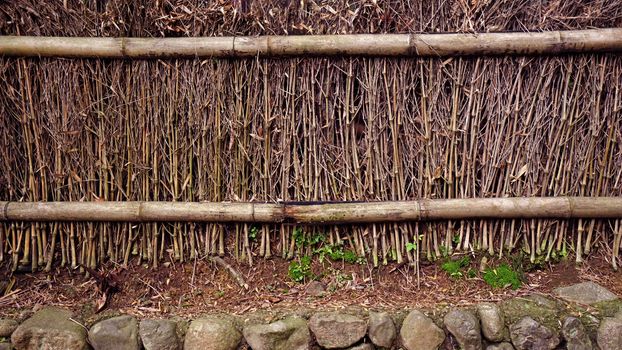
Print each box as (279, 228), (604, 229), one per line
(441, 256), (470, 279)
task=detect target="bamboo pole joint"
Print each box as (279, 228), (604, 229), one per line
(0, 201), (8, 221)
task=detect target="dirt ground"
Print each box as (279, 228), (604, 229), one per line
(1, 253), (621, 321)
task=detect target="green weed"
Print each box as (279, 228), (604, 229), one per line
(293, 227), (325, 249)
(288, 255), (313, 282)
(248, 225), (259, 241)
(315, 244), (364, 264)
(483, 263), (522, 289)
(406, 234), (423, 252)
(441, 256), (471, 279)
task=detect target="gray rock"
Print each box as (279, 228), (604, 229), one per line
(509, 316), (559, 350)
(308, 312), (366, 349)
(184, 316), (241, 350)
(10, 306), (88, 350)
(501, 295), (560, 335)
(140, 319), (181, 350)
(443, 309), (482, 350)
(553, 282), (618, 305)
(347, 344), (374, 350)
(399, 310), (445, 350)
(486, 342), (514, 350)
(305, 281), (326, 297)
(368, 311), (396, 348)
(562, 317), (592, 350)
(243, 316), (310, 350)
(597, 317), (622, 350)
(89, 315), (140, 350)
(477, 303), (506, 342)
(0, 343), (12, 350)
(526, 294), (558, 309)
(0, 319), (18, 338)
(17, 311), (33, 323)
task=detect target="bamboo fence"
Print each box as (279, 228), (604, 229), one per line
(1, 0), (622, 272)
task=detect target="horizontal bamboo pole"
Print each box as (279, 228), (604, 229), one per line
(1, 197), (622, 224)
(1, 29), (622, 58)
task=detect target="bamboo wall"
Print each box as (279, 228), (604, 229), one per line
(1, 0), (622, 271)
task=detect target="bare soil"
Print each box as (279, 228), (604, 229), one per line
(1, 253), (620, 321)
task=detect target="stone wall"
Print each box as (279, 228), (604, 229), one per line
(1, 282), (621, 350)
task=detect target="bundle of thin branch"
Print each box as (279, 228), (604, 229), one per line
(0, 0), (621, 273)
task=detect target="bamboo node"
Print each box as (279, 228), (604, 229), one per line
(567, 197), (575, 218)
(137, 202), (144, 222)
(120, 38), (127, 57)
(0, 202), (8, 221)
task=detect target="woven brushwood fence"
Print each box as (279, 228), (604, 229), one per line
(1, 0), (622, 272)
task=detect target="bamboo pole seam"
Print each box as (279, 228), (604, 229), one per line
(2, 197), (622, 224)
(1, 201), (7, 221)
(1, 29), (622, 58)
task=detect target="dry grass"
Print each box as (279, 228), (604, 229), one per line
(0, 0), (622, 273)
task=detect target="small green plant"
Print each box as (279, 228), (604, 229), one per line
(315, 244), (364, 264)
(335, 271), (353, 284)
(292, 228), (325, 249)
(248, 225), (259, 241)
(441, 256), (471, 279)
(406, 234), (423, 252)
(309, 232), (325, 246)
(452, 234), (460, 245)
(288, 255), (312, 283)
(293, 227), (305, 249)
(559, 244), (568, 259)
(315, 244), (336, 262)
(483, 264), (522, 289)
(549, 248), (568, 263)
